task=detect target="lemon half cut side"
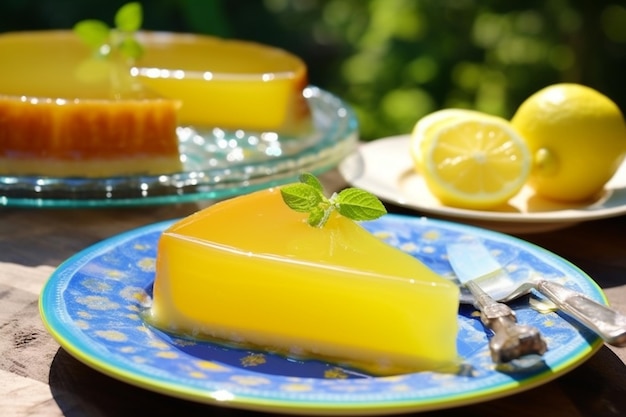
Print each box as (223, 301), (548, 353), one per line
(410, 108), (485, 167)
(414, 112), (532, 210)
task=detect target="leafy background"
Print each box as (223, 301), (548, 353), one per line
(1, 0), (624, 141)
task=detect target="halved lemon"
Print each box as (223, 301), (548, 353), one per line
(410, 108), (486, 167)
(411, 110), (532, 210)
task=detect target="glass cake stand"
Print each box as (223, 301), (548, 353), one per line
(1, 86), (357, 208)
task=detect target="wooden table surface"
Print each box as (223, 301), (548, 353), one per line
(2, 169), (626, 417)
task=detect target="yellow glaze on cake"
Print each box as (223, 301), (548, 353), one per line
(150, 187), (460, 375)
(133, 32), (311, 133)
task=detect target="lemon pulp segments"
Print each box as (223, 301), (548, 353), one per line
(418, 115), (531, 209)
(410, 108), (484, 168)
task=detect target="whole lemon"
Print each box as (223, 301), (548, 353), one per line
(511, 83), (626, 202)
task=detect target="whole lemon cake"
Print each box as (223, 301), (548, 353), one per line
(0, 29), (311, 178)
(149, 184), (460, 375)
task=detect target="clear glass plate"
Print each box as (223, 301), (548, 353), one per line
(0, 86), (357, 208)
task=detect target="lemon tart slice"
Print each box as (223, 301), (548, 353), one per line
(149, 186), (460, 375)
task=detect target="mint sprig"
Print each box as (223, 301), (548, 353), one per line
(281, 173), (387, 228)
(73, 2), (144, 60)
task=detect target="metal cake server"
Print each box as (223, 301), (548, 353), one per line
(447, 242), (547, 364)
(447, 241), (626, 348)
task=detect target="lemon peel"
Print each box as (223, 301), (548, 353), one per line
(511, 83), (626, 202)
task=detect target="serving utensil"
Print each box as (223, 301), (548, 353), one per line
(447, 241), (626, 348)
(447, 243), (547, 364)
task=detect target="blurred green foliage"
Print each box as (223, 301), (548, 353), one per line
(1, 0), (624, 140)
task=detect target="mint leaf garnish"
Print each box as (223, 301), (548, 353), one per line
(115, 2), (143, 32)
(335, 188), (387, 220)
(118, 36), (144, 60)
(74, 20), (110, 49)
(299, 172), (324, 193)
(307, 207), (325, 227)
(280, 172), (387, 228)
(280, 183), (324, 213)
(73, 2), (144, 60)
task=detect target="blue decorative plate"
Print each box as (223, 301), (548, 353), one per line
(39, 214), (604, 415)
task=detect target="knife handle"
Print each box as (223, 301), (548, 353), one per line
(536, 280), (626, 347)
(466, 280), (548, 363)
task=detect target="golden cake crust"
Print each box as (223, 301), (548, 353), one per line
(0, 97), (181, 176)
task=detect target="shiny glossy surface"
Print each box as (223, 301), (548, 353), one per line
(133, 31), (310, 131)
